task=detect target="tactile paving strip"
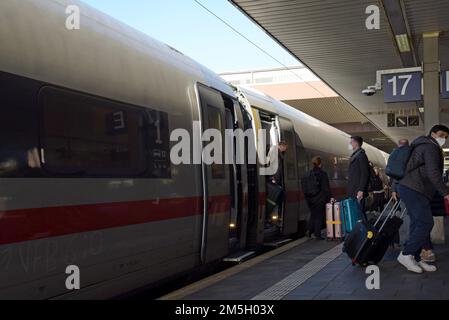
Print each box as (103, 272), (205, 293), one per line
(251, 243), (344, 300)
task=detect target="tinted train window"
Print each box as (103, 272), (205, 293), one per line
(40, 87), (147, 177)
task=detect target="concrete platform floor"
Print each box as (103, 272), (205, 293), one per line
(174, 217), (449, 300)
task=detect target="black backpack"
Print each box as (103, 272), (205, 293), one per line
(301, 170), (321, 198)
(385, 142), (433, 180)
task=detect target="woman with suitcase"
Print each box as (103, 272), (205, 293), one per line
(304, 156), (332, 240)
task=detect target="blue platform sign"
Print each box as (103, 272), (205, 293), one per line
(441, 70), (449, 99)
(383, 71), (422, 103)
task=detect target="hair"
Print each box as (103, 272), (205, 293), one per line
(279, 141), (288, 147)
(398, 139), (410, 147)
(312, 156), (322, 168)
(429, 125), (449, 136)
(351, 136), (364, 147)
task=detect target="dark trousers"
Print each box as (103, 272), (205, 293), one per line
(308, 202), (326, 237)
(371, 192), (385, 212)
(398, 185), (434, 261)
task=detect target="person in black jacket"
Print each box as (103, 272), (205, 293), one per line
(391, 139), (410, 201)
(347, 136), (370, 212)
(397, 125), (449, 274)
(305, 156), (332, 239)
(265, 141), (288, 227)
(370, 166), (385, 213)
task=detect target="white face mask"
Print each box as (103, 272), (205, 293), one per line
(436, 137), (446, 147)
(348, 144), (354, 151)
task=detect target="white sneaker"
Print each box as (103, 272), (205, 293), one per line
(418, 261), (437, 272)
(397, 252), (423, 273)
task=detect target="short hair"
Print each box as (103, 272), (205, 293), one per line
(429, 125), (449, 136)
(351, 136), (364, 147)
(398, 139), (410, 147)
(279, 141), (288, 147)
(312, 156), (322, 168)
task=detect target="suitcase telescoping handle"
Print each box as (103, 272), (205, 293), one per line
(372, 197), (395, 227)
(374, 198), (404, 232)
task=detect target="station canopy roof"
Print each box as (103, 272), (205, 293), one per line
(230, 0), (449, 150)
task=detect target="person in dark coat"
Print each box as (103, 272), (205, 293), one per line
(370, 166), (385, 213)
(392, 139), (410, 201)
(347, 136), (370, 213)
(397, 125), (449, 274)
(265, 141), (288, 227)
(305, 156), (332, 239)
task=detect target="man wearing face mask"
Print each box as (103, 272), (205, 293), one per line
(347, 136), (370, 213)
(397, 125), (449, 274)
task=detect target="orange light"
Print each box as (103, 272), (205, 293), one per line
(230, 223), (236, 228)
(272, 215), (279, 221)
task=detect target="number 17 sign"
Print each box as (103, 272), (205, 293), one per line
(383, 72), (422, 103)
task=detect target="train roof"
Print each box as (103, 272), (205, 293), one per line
(0, 0), (235, 108)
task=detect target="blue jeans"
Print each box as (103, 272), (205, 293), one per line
(398, 185), (434, 261)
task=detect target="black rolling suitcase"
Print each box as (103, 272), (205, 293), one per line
(343, 198), (405, 266)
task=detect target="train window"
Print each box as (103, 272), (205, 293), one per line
(207, 106), (225, 179)
(40, 87), (147, 177)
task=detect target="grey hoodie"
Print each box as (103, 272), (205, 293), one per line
(399, 136), (449, 200)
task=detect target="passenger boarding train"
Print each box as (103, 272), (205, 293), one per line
(0, 0), (389, 299)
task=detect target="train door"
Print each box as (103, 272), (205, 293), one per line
(223, 97), (249, 251)
(197, 85), (232, 263)
(278, 118), (300, 235)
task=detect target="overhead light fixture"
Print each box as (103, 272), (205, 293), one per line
(396, 34), (411, 53)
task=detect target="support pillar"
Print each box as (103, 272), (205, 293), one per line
(423, 32), (440, 133)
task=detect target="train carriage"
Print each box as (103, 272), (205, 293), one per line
(0, 0), (389, 299)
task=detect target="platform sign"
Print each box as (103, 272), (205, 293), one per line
(408, 115), (420, 127)
(442, 70), (449, 99)
(396, 116), (408, 128)
(383, 72), (422, 103)
(387, 113), (396, 127)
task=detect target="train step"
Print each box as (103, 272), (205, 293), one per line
(223, 251), (256, 263)
(264, 238), (293, 248)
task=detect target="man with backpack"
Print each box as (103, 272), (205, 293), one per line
(347, 136), (370, 213)
(392, 125), (449, 273)
(303, 156), (332, 239)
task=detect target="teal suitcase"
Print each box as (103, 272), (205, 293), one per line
(340, 198), (364, 235)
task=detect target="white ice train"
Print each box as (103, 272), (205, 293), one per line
(0, 0), (389, 299)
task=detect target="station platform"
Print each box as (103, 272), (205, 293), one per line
(161, 218), (449, 300)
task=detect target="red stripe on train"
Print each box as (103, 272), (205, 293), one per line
(0, 187), (347, 246)
(0, 195), (230, 246)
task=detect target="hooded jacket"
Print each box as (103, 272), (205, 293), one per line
(399, 136), (449, 200)
(347, 148), (370, 198)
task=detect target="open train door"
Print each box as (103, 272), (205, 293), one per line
(197, 84), (232, 264)
(278, 118), (300, 235)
